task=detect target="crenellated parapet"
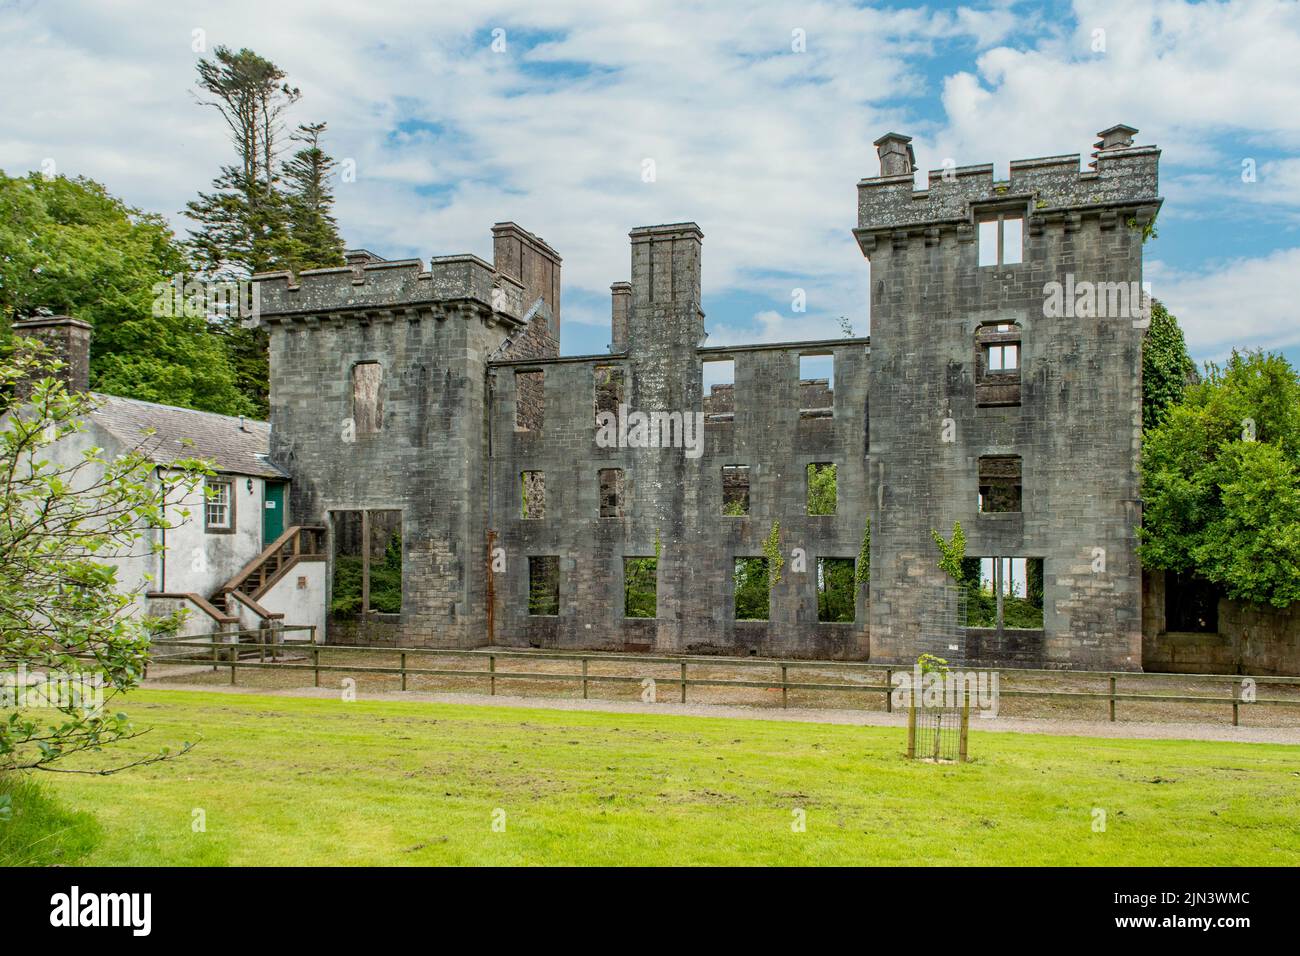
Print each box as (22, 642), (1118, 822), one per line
(253, 251), (528, 325)
(855, 126), (1161, 253)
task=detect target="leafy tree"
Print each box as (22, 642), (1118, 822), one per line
(1142, 300), (1196, 431)
(807, 462), (836, 515)
(816, 558), (855, 622)
(1140, 350), (1300, 608)
(1, 341), (200, 772)
(0, 172), (252, 417)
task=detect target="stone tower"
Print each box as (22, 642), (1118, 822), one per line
(254, 230), (555, 646)
(856, 126), (1161, 669)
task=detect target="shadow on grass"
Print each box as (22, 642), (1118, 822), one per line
(0, 772), (100, 867)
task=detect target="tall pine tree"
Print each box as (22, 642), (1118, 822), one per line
(185, 47), (344, 416)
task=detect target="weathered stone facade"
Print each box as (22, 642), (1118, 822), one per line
(255, 126), (1175, 668)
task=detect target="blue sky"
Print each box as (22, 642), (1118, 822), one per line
(2, 0), (1298, 368)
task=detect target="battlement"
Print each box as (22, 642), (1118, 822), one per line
(254, 248), (528, 323)
(855, 125), (1161, 246)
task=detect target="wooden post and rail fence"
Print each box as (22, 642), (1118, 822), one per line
(141, 629), (1300, 727)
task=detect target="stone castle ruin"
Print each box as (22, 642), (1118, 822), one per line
(252, 125), (1166, 669)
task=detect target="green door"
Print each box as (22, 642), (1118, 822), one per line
(262, 481), (286, 546)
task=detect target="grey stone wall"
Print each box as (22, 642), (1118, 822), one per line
(857, 132), (1161, 670)
(1142, 571), (1300, 675)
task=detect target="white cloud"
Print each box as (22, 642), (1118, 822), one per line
(0, 0), (1297, 358)
(1149, 248), (1300, 359)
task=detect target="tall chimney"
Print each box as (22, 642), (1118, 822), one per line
(492, 222), (562, 342)
(12, 315), (92, 393)
(1094, 124), (1138, 153)
(610, 281), (631, 352)
(873, 132), (916, 178)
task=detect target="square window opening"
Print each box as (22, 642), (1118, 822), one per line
(733, 556), (770, 621)
(624, 556), (658, 619)
(799, 353), (834, 417)
(330, 509), (402, 617)
(521, 471), (545, 519)
(594, 365), (625, 425)
(528, 556), (560, 616)
(962, 556), (1042, 629)
(599, 468), (625, 518)
(702, 359), (735, 424)
(807, 462), (837, 515)
(722, 464), (750, 516)
(817, 557), (856, 622)
(978, 455), (1022, 513)
(515, 370), (544, 431)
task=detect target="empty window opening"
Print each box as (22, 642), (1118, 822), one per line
(594, 365), (625, 425)
(722, 465), (750, 516)
(963, 556), (1043, 630)
(352, 361), (384, 434)
(528, 556), (560, 616)
(1165, 571), (1221, 633)
(733, 557), (770, 621)
(205, 477), (234, 532)
(702, 358), (735, 424)
(977, 213), (1023, 267)
(976, 322), (1023, 407)
(978, 455), (1022, 513)
(331, 509), (402, 617)
(799, 354), (834, 417)
(624, 556), (658, 619)
(807, 462), (837, 515)
(817, 557), (855, 623)
(521, 471), (545, 519)
(599, 468), (625, 518)
(515, 370), (544, 431)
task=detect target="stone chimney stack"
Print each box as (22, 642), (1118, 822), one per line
(610, 281), (631, 352)
(492, 222), (562, 341)
(1094, 124), (1138, 153)
(873, 132), (916, 177)
(12, 315), (92, 393)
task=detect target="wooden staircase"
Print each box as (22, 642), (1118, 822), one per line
(212, 525), (326, 611)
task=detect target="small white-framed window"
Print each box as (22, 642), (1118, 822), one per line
(205, 477), (234, 532)
(977, 214), (1024, 267)
(985, 343), (1019, 371)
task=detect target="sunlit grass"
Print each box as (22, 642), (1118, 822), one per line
(19, 689), (1300, 866)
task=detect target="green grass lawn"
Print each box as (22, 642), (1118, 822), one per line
(9, 688), (1300, 866)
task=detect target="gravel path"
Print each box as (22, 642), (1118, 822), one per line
(140, 677), (1300, 745)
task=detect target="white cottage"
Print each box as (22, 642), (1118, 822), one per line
(9, 315), (327, 643)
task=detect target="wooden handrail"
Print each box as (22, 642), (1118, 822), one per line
(217, 525), (326, 598)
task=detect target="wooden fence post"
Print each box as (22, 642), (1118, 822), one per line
(313, 646), (320, 688)
(489, 655), (496, 696)
(906, 701), (917, 759)
(1233, 680), (1240, 727)
(400, 652), (407, 692)
(781, 664), (788, 709)
(582, 658), (588, 700)
(885, 668), (892, 712)
(1109, 676), (1117, 722)
(680, 661), (687, 703)
(229, 643), (237, 686)
(959, 686), (970, 763)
